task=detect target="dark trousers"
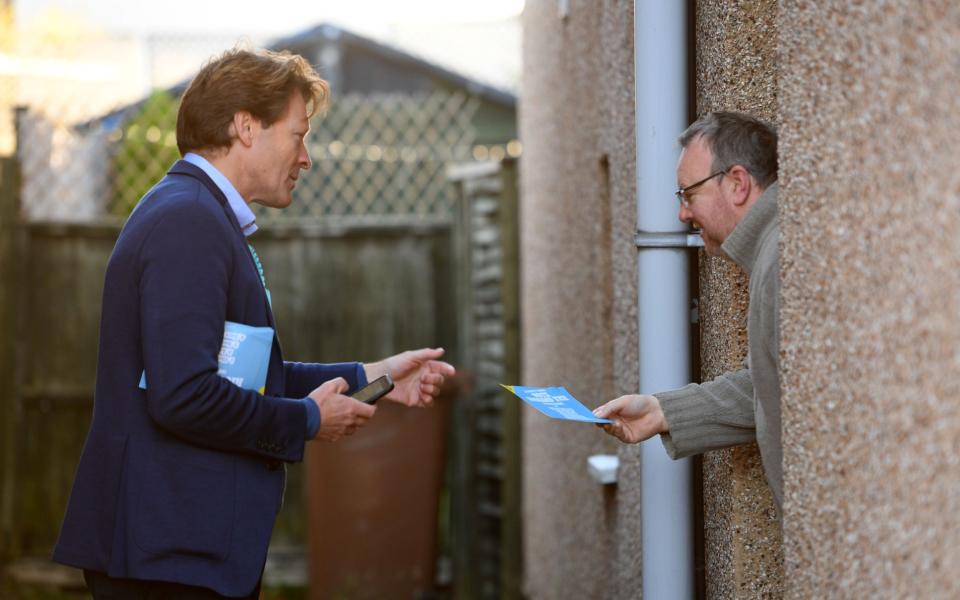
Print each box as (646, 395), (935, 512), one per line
(83, 570), (261, 600)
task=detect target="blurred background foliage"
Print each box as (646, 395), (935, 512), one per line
(109, 90), (180, 216)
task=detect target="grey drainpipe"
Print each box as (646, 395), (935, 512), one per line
(634, 1), (699, 598)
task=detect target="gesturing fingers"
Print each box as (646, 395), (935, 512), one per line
(428, 360), (456, 377)
(411, 366), (451, 407)
(419, 372), (444, 387)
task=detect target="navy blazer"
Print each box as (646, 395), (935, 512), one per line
(53, 161), (366, 596)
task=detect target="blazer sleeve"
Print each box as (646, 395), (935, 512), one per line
(655, 366), (757, 459)
(138, 197), (307, 462)
(283, 361), (368, 400)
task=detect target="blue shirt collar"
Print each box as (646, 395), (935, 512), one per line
(183, 152), (258, 237)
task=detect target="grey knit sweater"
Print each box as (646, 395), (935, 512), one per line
(656, 183), (782, 509)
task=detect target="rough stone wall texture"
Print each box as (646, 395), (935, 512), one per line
(694, 1), (785, 598)
(779, 2), (960, 597)
(519, 0), (637, 598)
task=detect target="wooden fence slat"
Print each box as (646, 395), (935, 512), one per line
(498, 159), (523, 600)
(0, 157), (21, 560)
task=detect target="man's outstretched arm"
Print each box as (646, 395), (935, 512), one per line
(594, 367), (757, 458)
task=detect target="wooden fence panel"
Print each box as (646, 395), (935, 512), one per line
(253, 224), (457, 553)
(257, 225), (455, 364)
(6, 225), (115, 556)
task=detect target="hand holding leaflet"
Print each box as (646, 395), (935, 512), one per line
(501, 385), (612, 424)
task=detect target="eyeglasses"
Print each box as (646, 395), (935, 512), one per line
(674, 170), (727, 208)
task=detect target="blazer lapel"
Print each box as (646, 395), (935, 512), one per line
(167, 160), (277, 329)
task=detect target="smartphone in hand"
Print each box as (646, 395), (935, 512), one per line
(351, 374), (394, 405)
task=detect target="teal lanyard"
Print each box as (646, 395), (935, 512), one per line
(247, 243), (272, 308)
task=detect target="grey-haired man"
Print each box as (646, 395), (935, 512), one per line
(594, 111), (784, 510)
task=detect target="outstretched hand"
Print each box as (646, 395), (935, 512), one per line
(366, 348), (456, 408)
(593, 394), (668, 444)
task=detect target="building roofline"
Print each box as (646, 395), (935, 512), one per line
(81, 22), (515, 130)
(270, 23), (516, 108)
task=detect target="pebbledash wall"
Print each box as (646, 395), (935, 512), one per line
(519, 1), (638, 599)
(521, 1), (960, 598)
(779, 1), (960, 597)
(694, 1), (783, 597)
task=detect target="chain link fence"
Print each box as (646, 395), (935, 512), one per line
(277, 91), (480, 222)
(16, 88), (480, 224)
(6, 27), (487, 225)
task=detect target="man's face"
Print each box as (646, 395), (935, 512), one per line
(247, 92), (311, 209)
(675, 136), (738, 255)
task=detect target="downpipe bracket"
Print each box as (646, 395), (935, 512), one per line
(634, 231), (705, 248)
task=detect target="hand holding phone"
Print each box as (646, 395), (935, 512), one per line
(351, 374), (394, 405)
(309, 377), (375, 442)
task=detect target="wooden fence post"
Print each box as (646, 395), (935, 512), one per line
(498, 158), (522, 600)
(448, 159), (523, 600)
(0, 155), (22, 559)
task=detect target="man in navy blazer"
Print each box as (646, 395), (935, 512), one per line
(53, 48), (455, 599)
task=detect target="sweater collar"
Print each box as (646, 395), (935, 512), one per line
(721, 182), (778, 274)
